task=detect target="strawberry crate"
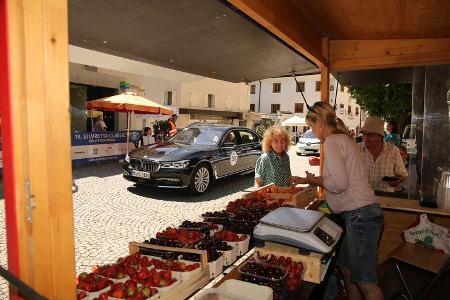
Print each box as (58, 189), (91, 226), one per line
(218, 246), (238, 267)
(129, 242), (211, 300)
(243, 183), (318, 208)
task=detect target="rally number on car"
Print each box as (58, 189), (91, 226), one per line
(230, 151), (238, 166)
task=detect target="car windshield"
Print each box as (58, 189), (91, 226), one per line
(169, 127), (223, 146)
(302, 130), (317, 139)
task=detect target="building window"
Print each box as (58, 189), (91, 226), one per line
(296, 81), (305, 92)
(355, 107), (359, 116)
(348, 105), (352, 114)
(340, 85), (345, 92)
(294, 103), (304, 113)
(330, 85), (334, 91)
(250, 85), (256, 94)
(250, 104), (255, 112)
(207, 94), (215, 108)
(272, 83), (281, 93)
(315, 81), (321, 92)
(271, 104), (280, 114)
(164, 91), (173, 105)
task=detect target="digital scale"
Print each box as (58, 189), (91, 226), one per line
(253, 207), (343, 254)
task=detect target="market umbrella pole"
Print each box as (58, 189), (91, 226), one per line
(126, 111), (131, 160)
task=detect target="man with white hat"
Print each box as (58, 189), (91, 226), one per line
(358, 116), (408, 193)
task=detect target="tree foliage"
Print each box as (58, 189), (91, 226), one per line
(348, 83), (412, 130)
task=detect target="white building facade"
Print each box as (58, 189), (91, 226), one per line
(249, 74), (364, 131)
(69, 46), (250, 131)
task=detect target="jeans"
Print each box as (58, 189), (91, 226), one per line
(336, 203), (384, 284)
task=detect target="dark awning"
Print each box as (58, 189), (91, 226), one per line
(69, 0), (318, 83)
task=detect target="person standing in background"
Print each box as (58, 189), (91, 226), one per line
(92, 115), (107, 132)
(167, 114), (178, 137)
(139, 127), (155, 147)
(384, 120), (401, 146)
(359, 116), (408, 193)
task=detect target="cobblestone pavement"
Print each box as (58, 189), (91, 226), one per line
(0, 148), (318, 299)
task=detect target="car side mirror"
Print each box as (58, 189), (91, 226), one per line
(222, 142), (235, 148)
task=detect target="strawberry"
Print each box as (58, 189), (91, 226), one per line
(161, 270), (171, 281)
(159, 279), (168, 287)
(92, 265), (101, 274)
(137, 268), (148, 280)
(112, 282), (125, 291)
(112, 288), (125, 299)
(77, 291), (87, 300)
(127, 286), (137, 297)
(98, 292), (109, 300)
(142, 286), (152, 298)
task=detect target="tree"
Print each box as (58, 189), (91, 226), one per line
(348, 83), (412, 132)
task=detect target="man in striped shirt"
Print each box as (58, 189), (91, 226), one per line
(358, 116), (408, 193)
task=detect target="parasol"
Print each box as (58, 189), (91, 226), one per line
(281, 115), (307, 126)
(85, 92), (173, 158)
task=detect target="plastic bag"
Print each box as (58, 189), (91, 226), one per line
(403, 214), (450, 253)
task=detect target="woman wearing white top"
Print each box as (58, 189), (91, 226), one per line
(290, 102), (384, 300)
(139, 127), (155, 147)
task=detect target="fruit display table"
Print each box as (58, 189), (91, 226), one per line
(76, 185), (329, 300)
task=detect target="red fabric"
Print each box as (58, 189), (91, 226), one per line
(0, 0), (20, 297)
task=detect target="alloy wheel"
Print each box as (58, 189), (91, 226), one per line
(194, 167), (210, 193)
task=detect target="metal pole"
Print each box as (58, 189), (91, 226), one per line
(258, 80), (262, 112)
(126, 111), (131, 160)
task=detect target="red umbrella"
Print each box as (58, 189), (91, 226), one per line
(86, 92), (173, 157)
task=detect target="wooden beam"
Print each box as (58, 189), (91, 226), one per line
(319, 37), (329, 182)
(227, 0), (326, 67)
(6, 0), (76, 299)
(320, 37), (330, 103)
(330, 38), (450, 72)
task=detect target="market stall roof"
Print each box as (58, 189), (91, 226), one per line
(68, 0), (319, 83)
(68, 1), (449, 84)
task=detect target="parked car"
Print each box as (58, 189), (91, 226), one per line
(296, 130), (321, 156)
(122, 123), (262, 194)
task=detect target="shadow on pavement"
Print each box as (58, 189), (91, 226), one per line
(72, 161), (123, 179)
(127, 173), (254, 202)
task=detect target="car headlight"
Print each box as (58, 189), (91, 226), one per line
(160, 160), (190, 169)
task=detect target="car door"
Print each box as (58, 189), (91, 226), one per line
(215, 130), (242, 177)
(236, 130), (262, 171)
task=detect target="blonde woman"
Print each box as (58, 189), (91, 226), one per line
(254, 126), (293, 188)
(290, 102), (384, 300)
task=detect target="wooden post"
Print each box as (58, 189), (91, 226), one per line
(2, 0), (76, 299)
(319, 37), (330, 183)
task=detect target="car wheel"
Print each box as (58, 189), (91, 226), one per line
(188, 163), (212, 195)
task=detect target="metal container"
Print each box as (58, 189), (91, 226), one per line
(434, 167), (450, 209)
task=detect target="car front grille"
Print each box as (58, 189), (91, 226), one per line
(130, 159), (160, 172)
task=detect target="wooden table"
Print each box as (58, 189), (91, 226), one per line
(377, 196), (450, 263)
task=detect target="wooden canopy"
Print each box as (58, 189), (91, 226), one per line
(228, 0), (450, 81)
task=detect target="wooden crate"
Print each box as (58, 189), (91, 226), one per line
(255, 242), (329, 284)
(129, 242), (210, 300)
(243, 184), (319, 209)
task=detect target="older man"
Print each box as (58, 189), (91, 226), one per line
(358, 116), (408, 193)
